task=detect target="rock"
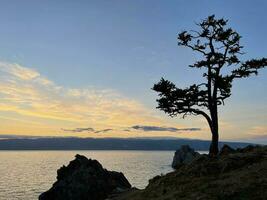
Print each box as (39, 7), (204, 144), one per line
(237, 144), (261, 153)
(39, 154), (131, 200)
(171, 145), (200, 169)
(219, 144), (236, 156)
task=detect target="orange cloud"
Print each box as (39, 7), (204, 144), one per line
(248, 126), (267, 137)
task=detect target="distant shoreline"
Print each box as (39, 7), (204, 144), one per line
(0, 137), (252, 151)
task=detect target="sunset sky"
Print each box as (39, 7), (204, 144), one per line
(0, 1), (266, 143)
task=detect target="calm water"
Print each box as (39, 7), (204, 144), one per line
(0, 151), (175, 200)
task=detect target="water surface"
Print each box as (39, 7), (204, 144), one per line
(0, 150), (175, 200)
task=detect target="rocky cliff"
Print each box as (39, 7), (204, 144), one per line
(39, 154), (131, 200)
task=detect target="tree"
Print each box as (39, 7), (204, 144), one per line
(152, 15), (267, 156)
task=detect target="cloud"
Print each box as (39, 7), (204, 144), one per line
(0, 61), (206, 138)
(0, 61), (165, 136)
(94, 129), (113, 134)
(62, 127), (113, 134)
(248, 126), (267, 137)
(131, 125), (201, 132)
(61, 128), (95, 133)
(0, 62), (40, 80)
(61, 125), (200, 134)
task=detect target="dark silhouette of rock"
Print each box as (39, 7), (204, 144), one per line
(219, 144), (236, 156)
(171, 145), (200, 169)
(237, 144), (261, 153)
(39, 154), (131, 200)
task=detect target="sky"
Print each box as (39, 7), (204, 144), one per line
(0, 0), (266, 143)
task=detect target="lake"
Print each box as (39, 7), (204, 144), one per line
(0, 150), (176, 200)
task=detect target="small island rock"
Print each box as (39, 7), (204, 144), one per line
(39, 154), (131, 200)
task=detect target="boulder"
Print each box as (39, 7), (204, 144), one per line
(171, 145), (200, 169)
(39, 154), (131, 200)
(219, 144), (236, 156)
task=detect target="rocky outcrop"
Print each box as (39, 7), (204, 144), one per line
(219, 144), (236, 156)
(39, 154), (131, 200)
(171, 145), (200, 169)
(111, 145), (267, 200)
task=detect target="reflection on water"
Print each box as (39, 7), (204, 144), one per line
(0, 151), (175, 200)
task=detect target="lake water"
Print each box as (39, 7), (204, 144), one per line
(0, 150), (176, 200)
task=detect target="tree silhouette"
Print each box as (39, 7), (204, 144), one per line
(152, 15), (267, 156)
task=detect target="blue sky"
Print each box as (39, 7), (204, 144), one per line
(0, 1), (266, 143)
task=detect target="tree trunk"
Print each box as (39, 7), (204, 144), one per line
(209, 127), (219, 156)
(209, 106), (219, 156)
